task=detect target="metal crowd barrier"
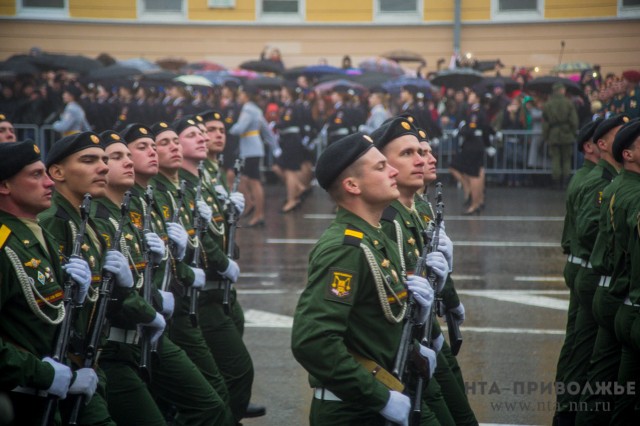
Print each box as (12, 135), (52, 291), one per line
(14, 124), (58, 160)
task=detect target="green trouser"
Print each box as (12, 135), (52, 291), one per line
(611, 304), (640, 425)
(199, 288), (254, 421)
(557, 266), (599, 412)
(555, 261), (582, 388)
(59, 367), (115, 425)
(229, 287), (245, 335)
(8, 392), (61, 426)
(168, 310), (232, 408)
(101, 335), (234, 426)
(309, 395), (440, 426)
(424, 373), (455, 426)
(575, 285), (623, 425)
(549, 144), (573, 183)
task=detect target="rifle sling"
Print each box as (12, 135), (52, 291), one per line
(348, 350), (405, 393)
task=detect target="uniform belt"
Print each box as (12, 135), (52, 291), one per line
(202, 280), (226, 291)
(598, 276), (612, 288)
(567, 255), (583, 265)
(624, 296), (640, 308)
(241, 130), (260, 137)
(329, 128), (349, 136)
(107, 327), (140, 344)
(11, 385), (48, 398)
(314, 387), (342, 402)
(279, 126), (301, 134)
(580, 259), (593, 269)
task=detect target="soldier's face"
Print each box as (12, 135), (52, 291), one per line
(56, 147), (109, 198)
(419, 141), (438, 184)
(129, 137), (158, 178)
(205, 120), (226, 154)
(179, 126), (207, 162)
(155, 130), (182, 170)
(1, 161), (54, 216)
(382, 135), (425, 193)
(105, 143), (135, 190)
(350, 147), (399, 205)
(0, 122), (16, 143)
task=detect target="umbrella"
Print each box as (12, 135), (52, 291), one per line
(156, 57), (188, 71)
(382, 76), (432, 96)
(86, 64), (142, 81)
(381, 49), (426, 64)
(0, 56), (39, 75)
(313, 79), (366, 95)
(239, 60), (283, 74)
(183, 61), (226, 72)
(246, 76), (284, 91)
(474, 76), (521, 94)
(229, 69), (260, 81)
(282, 66), (308, 80)
(524, 76), (584, 97)
(174, 75), (214, 87)
(140, 70), (179, 83)
(118, 58), (160, 73)
(32, 53), (103, 74)
(300, 65), (345, 78)
(551, 62), (593, 75)
(348, 72), (393, 89)
(196, 71), (241, 87)
(358, 57), (404, 76)
(430, 68), (483, 89)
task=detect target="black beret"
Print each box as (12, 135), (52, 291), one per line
(316, 132), (375, 191)
(46, 132), (103, 168)
(0, 140), (42, 181)
(99, 130), (125, 148)
(150, 121), (175, 137)
(63, 84), (82, 99)
(576, 118), (603, 153)
(172, 117), (200, 136)
(190, 114), (205, 125)
(592, 114), (630, 144)
(371, 116), (419, 151)
(199, 110), (224, 123)
(612, 119), (640, 163)
(121, 123), (154, 143)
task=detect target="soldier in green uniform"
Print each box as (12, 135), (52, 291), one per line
(554, 115), (628, 423)
(291, 132), (438, 426)
(542, 82), (579, 188)
(0, 140), (98, 426)
(372, 117), (477, 426)
(554, 118), (603, 420)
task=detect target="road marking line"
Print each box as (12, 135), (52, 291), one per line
(267, 238), (558, 247)
(241, 272), (280, 278)
(461, 290), (569, 310)
(515, 276), (564, 282)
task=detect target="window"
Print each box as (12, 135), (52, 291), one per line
(262, 0), (298, 13)
(257, 0), (303, 22)
(375, 0), (421, 22)
(18, 0), (68, 17)
(619, 0), (640, 17)
(491, 0), (542, 21)
(208, 0), (235, 7)
(139, 0), (186, 20)
(22, 0), (64, 7)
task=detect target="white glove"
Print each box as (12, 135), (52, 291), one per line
(406, 275), (434, 324)
(63, 256), (92, 304)
(485, 146), (497, 157)
(144, 232), (165, 265)
(166, 222), (188, 261)
(437, 234), (454, 272)
(418, 344), (437, 379)
(380, 390), (410, 426)
(432, 332), (445, 353)
(190, 267), (205, 289)
(447, 303), (465, 326)
(138, 312), (166, 346)
(42, 357), (72, 399)
(103, 250), (133, 288)
(272, 146), (282, 158)
(159, 290), (175, 318)
(214, 184), (228, 197)
(219, 258), (240, 283)
(196, 200), (212, 224)
(229, 192), (245, 216)
(426, 252), (448, 293)
(68, 368), (98, 402)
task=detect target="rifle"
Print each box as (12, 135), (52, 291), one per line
(188, 161), (206, 327)
(160, 179), (186, 293)
(138, 186), (155, 383)
(41, 194), (92, 426)
(67, 192), (131, 424)
(222, 158), (244, 315)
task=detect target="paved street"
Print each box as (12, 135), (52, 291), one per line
(236, 180), (569, 426)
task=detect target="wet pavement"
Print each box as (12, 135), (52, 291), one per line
(237, 180), (569, 426)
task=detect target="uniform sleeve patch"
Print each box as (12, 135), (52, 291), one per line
(324, 268), (357, 305)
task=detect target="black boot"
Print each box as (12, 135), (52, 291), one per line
(243, 402), (266, 418)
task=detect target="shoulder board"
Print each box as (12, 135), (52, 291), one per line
(129, 186), (142, 197)
(93, 202), (111, 220)
(381, 206), (398, 223)
(54, 206), (71, 221)
(154, 180), (168, 192)
(0, 224), (12, 250)
(343, 226), (364, 247)
(602, 167), (615, 182)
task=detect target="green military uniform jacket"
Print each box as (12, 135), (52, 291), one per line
(542, 93), (579, 146)
(0, 211), (62, 391)
(574, 159), (619, 260)
(626, 198), (640, 304)
(203, 158), (229, 192)
(562, 159), (597, 255)
(291, 208), (407, 412)
(608, 170), (640, 300)
(589, 173), (623, 275)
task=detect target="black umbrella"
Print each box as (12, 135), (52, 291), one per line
(525, 76), (584, 97)
(239, 60), (284, 75)
(381, 49), (426, 64)
(140, 70), (179, 83)
(348, 72), (393, 89)
(474, 76), (521, 94)
(0, 56), (40, 75)
(86, 64), (142, 81)
(32, 53), (103, 74)
(282, 66), (307, 80)
(247, 76), (284, 91)
(430, 68), (484, 89)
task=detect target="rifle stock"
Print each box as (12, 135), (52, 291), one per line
(138, 186), (155, 382)
(188, 161), (206, 327)
(222, 158), (244, 315)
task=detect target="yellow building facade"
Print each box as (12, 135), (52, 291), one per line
(0, 0), (638, 75)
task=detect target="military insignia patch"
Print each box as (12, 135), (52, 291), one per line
(130, 212), (142, 228)
(37, 271), (46, 285)
(102, 233), (110, 248)
(162, 206), (171, 219)
(325, 268), (356, 304)
(596, 191), (603, 207)
(407, 237), (415, 246)
(81, 243), (90, 252)
(24, 258), (41, 269)
(381, 259), (390, 268)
